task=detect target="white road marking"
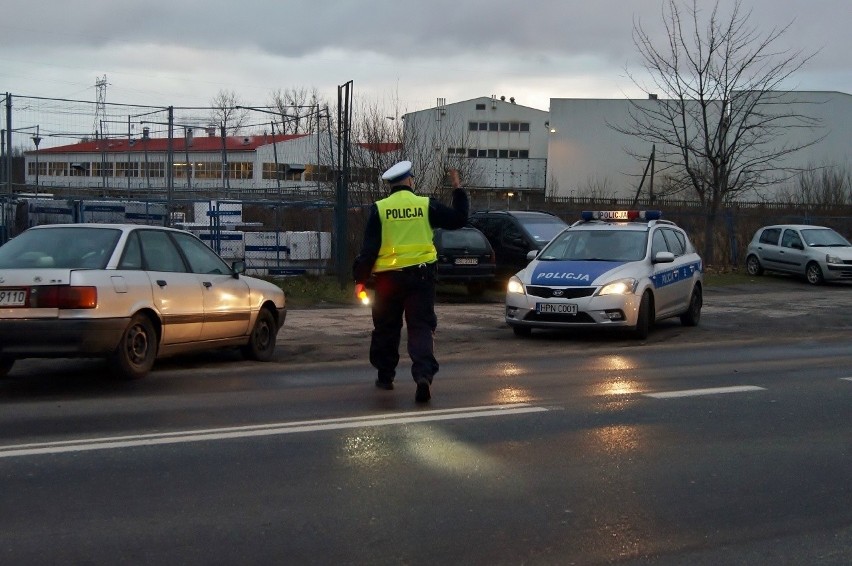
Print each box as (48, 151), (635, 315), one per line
(0, 403), (548, 459)
(644, 385), (765, 399)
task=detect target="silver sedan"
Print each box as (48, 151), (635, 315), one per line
(0, 224), (286, 379)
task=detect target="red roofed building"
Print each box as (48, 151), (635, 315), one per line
(23, 130), (402, 195)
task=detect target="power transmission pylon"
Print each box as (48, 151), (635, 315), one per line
(93, 75), (108, 138)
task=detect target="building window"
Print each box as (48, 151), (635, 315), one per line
(500, 122), (510, 131)
(262, 162), (286, 180)
(228, 161), (254, 179)
(478, 122), (488, 131)
(487, 149), (497, 158)
(306, 164), (336, 182)
(143, 162), (165, 178)
(70, 163), (90, 176)
(520, 123), (530, 132)
(92, 162), (113, 177)
(28, 162), (47, 176)
(499, 150), (508, 158)
(477, 149), (487, 157)
(508, 150), (519, 158)
(510, 123), (520, 132)
(115, 162), (139, 178)
(48, 162), (68, 177)
(475, 103), (486, 110)
(199, 161), (226, 179)
(467, 149), (477, 158)
(469, 122), (478, 131)
(519, 150), (529, 158)
(174, 163), (189, 179)
(489, 122), (498, 131)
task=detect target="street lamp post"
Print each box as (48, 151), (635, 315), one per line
(31, 126), (41, 195)
(142, 126), (151, 192)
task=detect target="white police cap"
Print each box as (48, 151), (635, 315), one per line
(381, 160), (413, 183)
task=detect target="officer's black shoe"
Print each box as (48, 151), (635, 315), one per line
(415, 379), (431, 403)
(375, 379), (394, 390)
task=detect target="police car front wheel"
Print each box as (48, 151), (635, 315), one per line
(633, 291), (652, 340)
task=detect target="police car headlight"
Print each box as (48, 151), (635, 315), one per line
(826, 253), (842, 264)
(598, 278), (638, 296)
(507, 276), (526, 295)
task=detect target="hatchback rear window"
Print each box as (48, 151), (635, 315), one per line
(438, 230), (491, 253)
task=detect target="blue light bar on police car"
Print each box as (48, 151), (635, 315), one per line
(580, 210), (662, 221)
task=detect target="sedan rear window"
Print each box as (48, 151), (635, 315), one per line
(0, 227), (121, 269)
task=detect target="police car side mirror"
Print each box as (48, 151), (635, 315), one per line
(653, 251), (675, 264)
(526, 250), (538, 261)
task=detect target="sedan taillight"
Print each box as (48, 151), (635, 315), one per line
(29, 286), (98, 309)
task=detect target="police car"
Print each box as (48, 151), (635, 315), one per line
(505, 211), (703, 339)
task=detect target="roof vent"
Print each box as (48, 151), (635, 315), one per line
(242, 136), (251, 145)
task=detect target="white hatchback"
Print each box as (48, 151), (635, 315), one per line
(505, 211), (703, 339)
(0, 223), (286, 379)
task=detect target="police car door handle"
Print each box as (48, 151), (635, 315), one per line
(156, 280), (167, 287)
(203, 281), (212, 288)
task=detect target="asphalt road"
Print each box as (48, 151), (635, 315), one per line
(1, 277), (851, 564)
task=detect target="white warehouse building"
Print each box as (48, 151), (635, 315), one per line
(404, 90), (852, 202)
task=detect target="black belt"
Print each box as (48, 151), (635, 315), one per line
(399, 262), (432, 272)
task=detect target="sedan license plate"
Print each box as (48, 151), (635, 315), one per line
(454, 257), (478, 265)
(536, 302), (577, 315)
(0, 289), (27, 307)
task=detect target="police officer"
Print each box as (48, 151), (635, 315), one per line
(352, 161), (468, 403)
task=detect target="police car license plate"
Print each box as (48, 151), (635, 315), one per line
(537, 303), (577, 315)
(0, 289), (27, 307)
(454, 257), (478, 265)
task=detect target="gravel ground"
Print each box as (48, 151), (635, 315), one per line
(275, 277), (852, 368)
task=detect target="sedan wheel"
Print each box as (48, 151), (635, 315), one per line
(746, 255), (763, 276)
(805, 262), (824, 285)
(241, 308), (277, 361)
(110, 314), (157, 380)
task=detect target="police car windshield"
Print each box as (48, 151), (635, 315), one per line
(538, 229), (647, 262)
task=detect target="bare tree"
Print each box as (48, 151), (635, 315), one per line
(616, 0), (821, 261)
(268, 87), (331, 134)
(401, 113), (482, 202)
(345, 97), (483, 206)
(209, 89), (249, 135)
(777, 164), (852, 207)
(346, 98), (405, 205)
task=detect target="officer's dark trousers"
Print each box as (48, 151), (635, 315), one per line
(370, 264), (438, 384)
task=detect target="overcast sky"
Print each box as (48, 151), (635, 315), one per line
(1, 0), (850, 114)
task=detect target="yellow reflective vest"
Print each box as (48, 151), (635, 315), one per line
(373, 191), (437, 272)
